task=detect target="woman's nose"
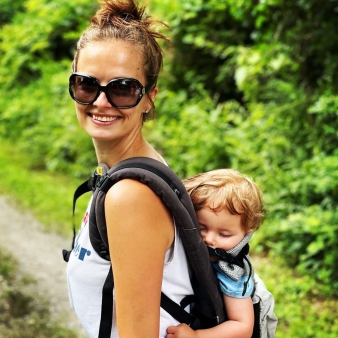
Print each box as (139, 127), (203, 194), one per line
(93, 91), (112, 107)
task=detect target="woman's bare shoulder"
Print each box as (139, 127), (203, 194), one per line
(104, 178), (174, 247)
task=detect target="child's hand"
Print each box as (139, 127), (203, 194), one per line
(166, 324), (196, 338)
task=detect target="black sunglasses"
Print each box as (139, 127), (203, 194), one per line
(69, 73), (149, 109)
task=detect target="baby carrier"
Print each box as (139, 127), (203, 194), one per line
(63, 157), (277, 338)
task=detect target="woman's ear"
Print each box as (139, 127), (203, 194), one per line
(146, 86), (158, 110)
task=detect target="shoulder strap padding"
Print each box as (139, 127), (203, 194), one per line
(88, 157), (226, 324)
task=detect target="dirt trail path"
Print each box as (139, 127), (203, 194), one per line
(0, 195), (87, 337)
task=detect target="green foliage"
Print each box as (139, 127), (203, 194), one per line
(0, 0), (97, 178)
(0, 248), (77, 338)
(0, 0), (26, 25)
(148, 88), (245, 177)
(253, 255), (338, 338)
(0, 0), (98, 88)
(0, 140), (91, 235)
(253, 155), (338, 295)
(1, 0), (338, 330)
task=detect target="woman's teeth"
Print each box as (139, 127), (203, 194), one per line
(92, 114), (118, 122)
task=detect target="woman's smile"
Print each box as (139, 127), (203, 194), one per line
(90, 114), (121, 123)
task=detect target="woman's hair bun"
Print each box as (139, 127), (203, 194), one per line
(119, 13), (135, 21)
(92, 0), (145, 27)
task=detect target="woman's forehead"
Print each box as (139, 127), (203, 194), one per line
(76, 40), (145, 82)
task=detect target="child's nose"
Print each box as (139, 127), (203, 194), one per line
(203, 232), (215, 247)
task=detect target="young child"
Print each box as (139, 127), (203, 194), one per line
(167, 168), (264, 338)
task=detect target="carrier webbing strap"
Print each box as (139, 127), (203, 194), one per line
(207, 245), (248, 268)
(160, 293), (196, 327)
(98, 266), (114, 338)
(62, 167), (105, 262)
(72, 180), (91, 242)
(62, 179), (92, 262)
(252, 301), (261, 338)
(97, 286), (197, 337)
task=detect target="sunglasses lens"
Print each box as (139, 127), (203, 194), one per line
(107, 79), (142, 107)
(69, 74), (145, 108)
(70, 75), (98, 104)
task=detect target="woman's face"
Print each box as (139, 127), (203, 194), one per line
(74, 39), (156, 144)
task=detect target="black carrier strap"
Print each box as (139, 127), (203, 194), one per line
(62, 180), (92, 262)
(62, 165), (109, 262)
(207, 245), (249, 268)
(252, 301), (261, 338)
(161, 293), (197, 327)
(66, 157), (226, 334)
(98, 266), (114, 338)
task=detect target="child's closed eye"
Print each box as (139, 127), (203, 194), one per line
(219, 233), (231, 238)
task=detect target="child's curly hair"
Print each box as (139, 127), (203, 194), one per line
(183, 169), (264, 232)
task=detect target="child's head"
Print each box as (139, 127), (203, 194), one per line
(183, 169), (264, 234)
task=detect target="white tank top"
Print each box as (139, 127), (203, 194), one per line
(67, 197), (193, 338)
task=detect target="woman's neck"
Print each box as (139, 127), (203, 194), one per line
(93, 134), (162, 168)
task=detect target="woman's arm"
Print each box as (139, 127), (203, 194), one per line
(167, 295), (254, 338)
(105, 178), (174, 338)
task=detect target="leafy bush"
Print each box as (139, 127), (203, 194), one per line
(254, 155), (338, 295)
(0, 0), (97, 178)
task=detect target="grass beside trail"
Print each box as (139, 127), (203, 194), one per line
(252, 255), (338, 338)
(0, 140), (91, 236)
(0, 247), (77, 338)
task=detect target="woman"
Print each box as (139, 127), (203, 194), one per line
(66, 1), (193, 337)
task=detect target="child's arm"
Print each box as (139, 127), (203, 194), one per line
(166, 295), (254, 338)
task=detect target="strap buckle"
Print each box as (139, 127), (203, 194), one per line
(88, 171), (101, 191)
